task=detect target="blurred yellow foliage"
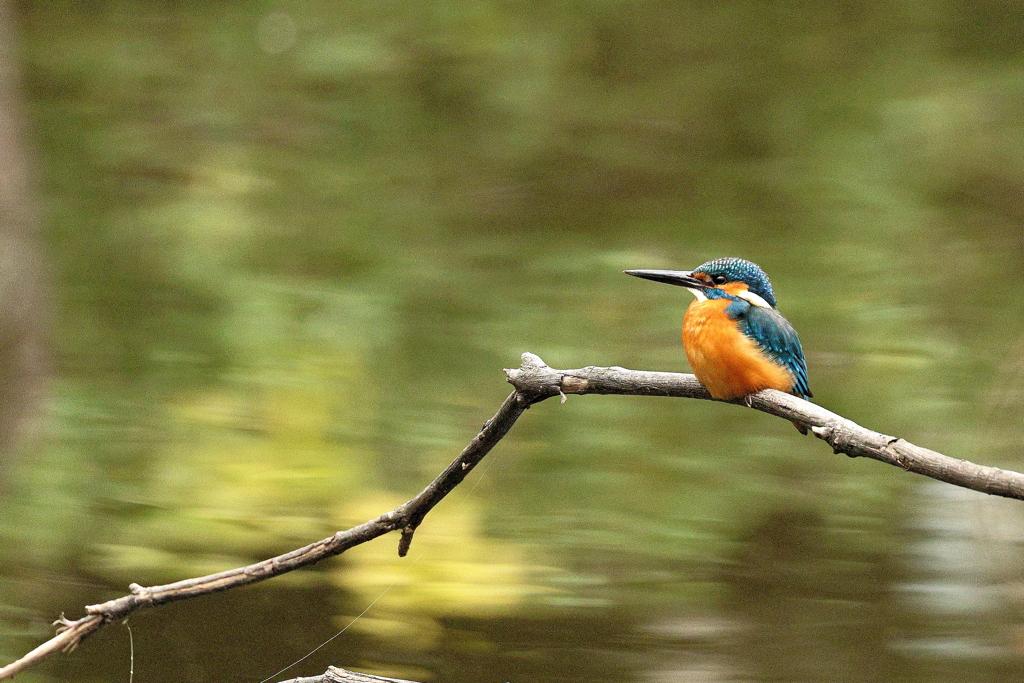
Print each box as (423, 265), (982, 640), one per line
(331, 493), (556, 649)
(87, 349), (376, 582)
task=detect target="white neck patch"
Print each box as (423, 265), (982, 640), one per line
(736, 289), (772, 308)
(686, 286), (772, 308)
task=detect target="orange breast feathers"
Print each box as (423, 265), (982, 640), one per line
(682, 299), (795, 400)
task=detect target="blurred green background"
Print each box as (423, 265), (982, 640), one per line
(4, 1), (1024, 681)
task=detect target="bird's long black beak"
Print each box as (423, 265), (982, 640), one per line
(623, 269), (705, 289)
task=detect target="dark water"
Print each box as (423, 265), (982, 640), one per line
(4, 2), (1024, 681)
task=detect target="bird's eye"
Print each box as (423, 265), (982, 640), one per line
(711, 275), (727, 285)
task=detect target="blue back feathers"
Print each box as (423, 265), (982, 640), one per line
(733, 301), (812, 399)
(693, 257), (777, 308)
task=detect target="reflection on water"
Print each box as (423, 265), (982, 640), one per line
(4, 1), (1024, 682)
(896, 483), (1024, 665)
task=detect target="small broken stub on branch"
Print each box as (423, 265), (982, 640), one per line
(398, 526), (416, 557)
(561, 375), (588, 393)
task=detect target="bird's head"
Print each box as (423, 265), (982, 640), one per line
(624, 257), (777, 308)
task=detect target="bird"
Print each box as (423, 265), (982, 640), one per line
(624, 257), (811, 430)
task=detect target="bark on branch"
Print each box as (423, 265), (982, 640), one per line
(505, 353), (1024, 500)
(3, 351), (1022, 680)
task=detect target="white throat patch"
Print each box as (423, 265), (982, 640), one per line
(685, 288), (708, 302)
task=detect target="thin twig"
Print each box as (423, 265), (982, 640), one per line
(4, 352), (1024, 680)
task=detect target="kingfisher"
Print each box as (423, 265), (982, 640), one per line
(624, 257), (811, 428)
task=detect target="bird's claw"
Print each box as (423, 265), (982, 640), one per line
(53, 614), (89, 651)
(53, 614), (78, 634)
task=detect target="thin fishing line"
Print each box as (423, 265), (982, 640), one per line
(125, 621), (134, 683)
(257, 449), (505, 683)
(255, 579), (401, 683)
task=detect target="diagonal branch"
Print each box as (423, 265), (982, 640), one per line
(0, 390), (535, 680)
(4, 351), (1024, 680)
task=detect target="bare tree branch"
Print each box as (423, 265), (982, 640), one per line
(4, 351), (1023, 679)
(506, 352), (1024, 500)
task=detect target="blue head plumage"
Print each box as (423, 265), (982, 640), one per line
(691, 257), (777, 308)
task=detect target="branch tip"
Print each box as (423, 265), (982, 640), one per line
(398, 526), (416, 557)
(521, 352), (547, 366)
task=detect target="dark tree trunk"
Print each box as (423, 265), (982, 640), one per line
(0, 0), (48, 484)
